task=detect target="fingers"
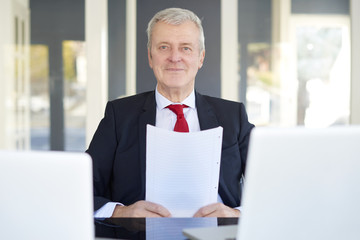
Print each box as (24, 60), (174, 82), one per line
(193, 203), (240, 217)
(112, 201), (239, 218)
(111, 200), (171, 218)
(143, 201), (172, 217)
(193, 203), (218, 217)
(193, 203), (220, 217)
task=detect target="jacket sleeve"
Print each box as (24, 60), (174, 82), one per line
(86, 101), (118, 211)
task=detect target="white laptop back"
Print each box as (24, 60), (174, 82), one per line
(238, 127), (360, 240)
(0, 151), (94, 240)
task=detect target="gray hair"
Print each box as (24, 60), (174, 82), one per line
(146, 8), (205, 52)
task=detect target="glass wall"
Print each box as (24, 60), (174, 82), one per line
(63, 41), (87, 151)
(0, 0), (355, 151)
(292, 16), (350, 127)
(29, 40), (87, 151)
(241, 0), (350, 127)
(30, 44), (50, 150)
(29, 0), (86, 151)
(0, 0), (30, 150)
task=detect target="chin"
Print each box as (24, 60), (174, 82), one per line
(161, 79), (187, 88)
(167, 82), (191, 89)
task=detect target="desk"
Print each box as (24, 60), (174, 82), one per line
(95, 218), (238, 240)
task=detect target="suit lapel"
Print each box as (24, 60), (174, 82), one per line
(138, 91), (156, 200)
(195, 91), (219, 130)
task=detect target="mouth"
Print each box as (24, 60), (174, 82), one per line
(165, 67), (184, 72)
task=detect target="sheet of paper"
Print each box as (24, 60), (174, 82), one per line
(145, 125), (223, 217)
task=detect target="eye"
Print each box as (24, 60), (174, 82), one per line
(183, 47), (191, 51)
(159, 45), (168, 50)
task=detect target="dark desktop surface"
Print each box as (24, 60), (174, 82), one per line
(95, 217), (238, 239)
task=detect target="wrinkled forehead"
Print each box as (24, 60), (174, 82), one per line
(151, 21), (201, 46)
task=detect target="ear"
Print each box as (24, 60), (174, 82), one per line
(198, 50), (205, 69)
(148, 48), (153, 69)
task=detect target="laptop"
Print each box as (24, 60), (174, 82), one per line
(183, 126), (360, 240)
(0, 150), (94, 240)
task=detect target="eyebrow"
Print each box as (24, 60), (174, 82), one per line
(156, 42), (194, 46)
(179, 43), (194, 46)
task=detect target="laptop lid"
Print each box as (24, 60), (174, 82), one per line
(183, 224), (237, 240)
(0, 151), (94, 240)
(238, 126), (360, 240)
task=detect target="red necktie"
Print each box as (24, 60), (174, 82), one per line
(167, 104), (189, 132)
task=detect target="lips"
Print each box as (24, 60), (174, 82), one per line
(165, 67), (185, 72)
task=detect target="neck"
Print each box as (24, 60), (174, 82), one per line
(157, 85), (193, 103)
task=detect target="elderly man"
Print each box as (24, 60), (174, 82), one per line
(87, 7), (254, 218)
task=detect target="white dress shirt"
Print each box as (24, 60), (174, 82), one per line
(155, 87), (200, 132)
(94, 88), (240, 218)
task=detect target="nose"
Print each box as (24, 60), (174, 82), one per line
(168, 48), (182, 62)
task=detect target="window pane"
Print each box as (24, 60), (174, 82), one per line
(246, 43), (274, 126)
(30, 45), (50, 150)
(63, 41), (87, 151)
(245, 13), (350, 127)
(296, 26), (350, 127)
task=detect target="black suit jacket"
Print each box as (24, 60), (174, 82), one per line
(87, 91), (254, 211)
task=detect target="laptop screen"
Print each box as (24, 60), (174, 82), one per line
(238, 127), (360, 240)
(0, 151), (94, 240)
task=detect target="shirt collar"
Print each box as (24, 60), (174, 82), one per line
(155, 86), (196, 110)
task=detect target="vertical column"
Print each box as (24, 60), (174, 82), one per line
(0, 0), (30, 149)
(0, 0), (14, 149)
(126, 0), (136, 96)
(108, 0), (127, 100)
(49, 40), (64, 150)
(221, 0), (239, 102)
(272, 0), (296, 126)
(15, 2), (30, 150)
(22, 5), (30, 150)
(85, 0), (108, 146)
(350, 0), (360, 124)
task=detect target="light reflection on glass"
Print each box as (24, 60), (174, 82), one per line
(30, 45), (50, 150)
(63, 40), (87, 151)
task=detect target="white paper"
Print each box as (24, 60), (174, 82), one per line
(145, 125), (223, 217)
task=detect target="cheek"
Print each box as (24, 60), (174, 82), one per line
(153, 63), (163, 73)
(152, 65), (164, 78)
(151, 56), (165, 67)
(189, 59), (202, 71)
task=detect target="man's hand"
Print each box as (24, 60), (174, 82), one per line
(193, 203), (240, 217)
(111, 200), (171, 218)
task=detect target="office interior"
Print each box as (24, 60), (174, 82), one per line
(0, 0), (359, 152)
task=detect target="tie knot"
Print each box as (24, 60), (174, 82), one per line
(167, 104), (188, 117)
(166, 104), (189, 132)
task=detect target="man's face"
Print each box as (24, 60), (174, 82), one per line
(148, 21), (205, 96)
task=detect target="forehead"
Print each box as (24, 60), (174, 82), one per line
(151, 21), (200, 45)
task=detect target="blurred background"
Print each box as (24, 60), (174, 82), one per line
(0, 0), (359, 152)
